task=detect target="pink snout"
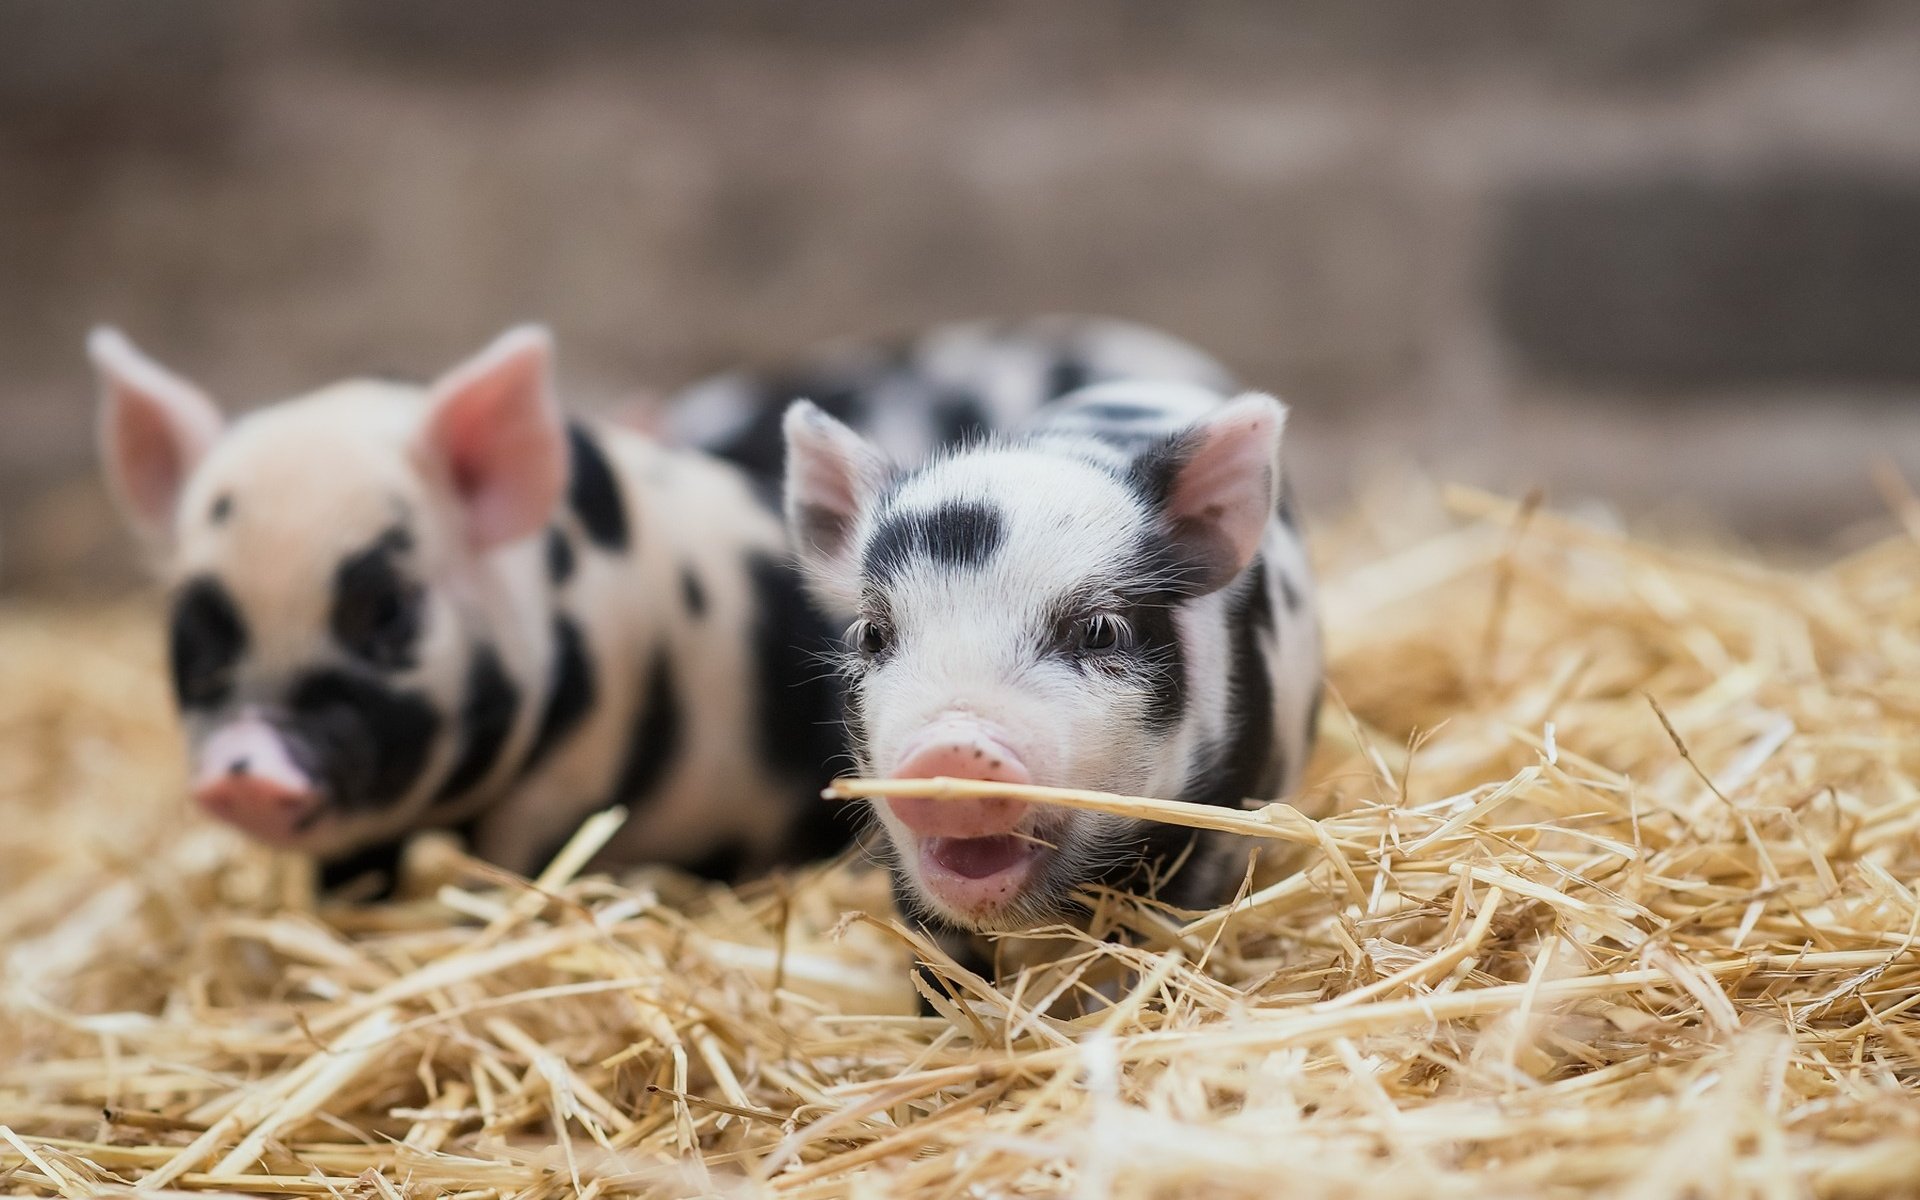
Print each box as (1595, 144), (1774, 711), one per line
(191, 716), (322, 846)
(885, 725), (1033, 839)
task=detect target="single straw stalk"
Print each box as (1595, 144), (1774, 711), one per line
(823, 776), (1329, 847)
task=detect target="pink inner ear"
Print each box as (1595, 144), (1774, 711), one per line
(423, 330), (566, 550)
(92, 332), (224, 540)
(791, 447), (863, 546)
(1165, 400), (1281, 588)
(783, 403), (882, 562)
(114, 396), (197, 528)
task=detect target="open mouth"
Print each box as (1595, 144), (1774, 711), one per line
(882, 717), (1049, 921)
(915, 831), (1049, 916)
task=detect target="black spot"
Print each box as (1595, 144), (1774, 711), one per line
(1072, 400), (1164, 424)
(930, 391), (992, 449)
(209, 493), (233, 524)
(744, 553), (847, 777)
(707, 403), (790, 483)
(1276, 477), (1301, 531)
(168, 576), (247, 711)
(1249, 562), (1278, 635)
(285, 670), (440, 810)
(331, 527), (423, 672)
(318, 839), (406, 901)
(1085, 428), (1173, 458)
(684, 838), (750, 882)
(608, 646), (683, 808)
(741, 552), (848, 814)
(546, 527), (576, 586)
(1278, 570), (1302, 613)
(920, 501), (1006, 568)
(680, 566), (707, 617)
(519, 616), (595, 779)
(861, 515), (918, 582)
(1186, 560), (1279, 810)
(708, 379), (865, 482)
(1127, 430), (1187, 511)
(1122, 590), (1188, 733)
(566, 423), (630, 551)
(862, 500), (1006, 583)
(433, 643), (520, 804)
(1045, 356), (1094, 399)
(744, 552), (854, 861)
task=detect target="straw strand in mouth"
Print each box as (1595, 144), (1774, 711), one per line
(825, 776), (1335, 848)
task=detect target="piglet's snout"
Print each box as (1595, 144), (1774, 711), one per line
(192, 715), (322, 846)
(885, 723), (1033, 839)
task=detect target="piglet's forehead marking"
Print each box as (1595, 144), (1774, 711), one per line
(871, 452), (1151, 596)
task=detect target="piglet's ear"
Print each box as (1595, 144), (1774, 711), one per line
(783, 399), (890, 611)
(1141, 392), (1287, 596)
(418, 325), (567, 551)
(90, 327), (226, 549)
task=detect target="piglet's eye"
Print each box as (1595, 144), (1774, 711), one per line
(1075, 613), (1130, 654)
(849, 617), (892, 660)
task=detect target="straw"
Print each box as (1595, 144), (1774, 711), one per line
(1, 484), (1918, 1198)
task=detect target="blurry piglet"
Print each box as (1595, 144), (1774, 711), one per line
(673, 315), (1233, 480)
(92, 326), (848, 890)
(782, 379), (1321, 972)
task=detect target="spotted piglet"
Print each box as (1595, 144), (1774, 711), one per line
(670, 315), (1233, 480)
(782, 380), (1321, 969)
(92, 326), (848, 890)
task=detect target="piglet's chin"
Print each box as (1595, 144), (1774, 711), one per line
(916, 833), (1045, 919)
(192, 716), (325, 848)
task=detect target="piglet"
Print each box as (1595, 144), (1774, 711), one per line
(92, 326), (849, 890)
(781, 379), (1322, 968)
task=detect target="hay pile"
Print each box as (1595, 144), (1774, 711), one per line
(3, 484), (1919, 1198)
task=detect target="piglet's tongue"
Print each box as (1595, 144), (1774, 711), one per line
(926, 834), (1032, 880)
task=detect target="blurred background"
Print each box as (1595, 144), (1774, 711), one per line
(3, 0), (1919, 592)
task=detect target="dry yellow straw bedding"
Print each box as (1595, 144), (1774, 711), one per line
(4, 482), (1920, 1199)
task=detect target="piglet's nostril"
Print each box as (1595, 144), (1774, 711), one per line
(230, 757), (251, 776)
